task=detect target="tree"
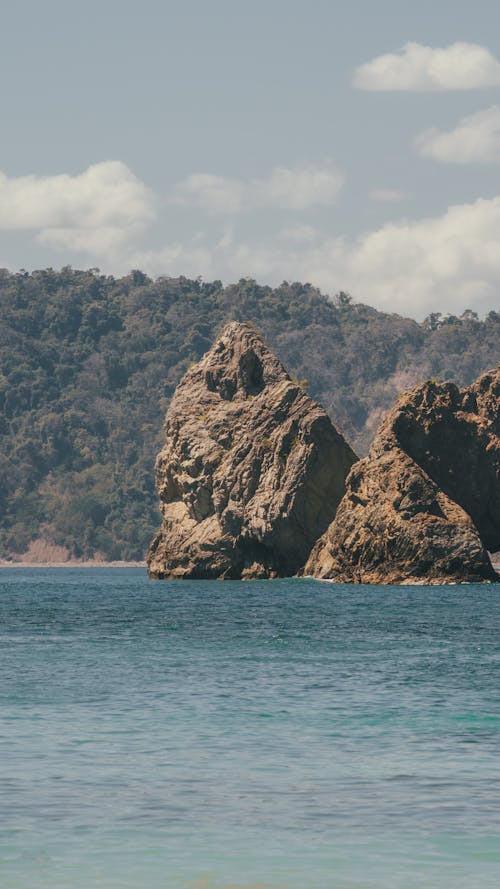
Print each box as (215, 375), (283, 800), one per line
(335, 290), (352, 306)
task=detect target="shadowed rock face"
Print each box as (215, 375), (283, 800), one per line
(148, 322), (357, 579)
(305, 368), (500, 584)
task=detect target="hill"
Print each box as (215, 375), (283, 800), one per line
(1, 267), (499, 561)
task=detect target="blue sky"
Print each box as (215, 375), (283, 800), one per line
(2, 0), (500, 318)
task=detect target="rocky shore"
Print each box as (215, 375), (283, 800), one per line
(305, 369), (500, 584)
(148, 323), (500, 584)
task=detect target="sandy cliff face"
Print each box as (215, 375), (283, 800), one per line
(305, 369), (500, 584)
(148, 322), (357, 579)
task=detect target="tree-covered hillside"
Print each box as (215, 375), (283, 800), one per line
(1, 268), (499, 561)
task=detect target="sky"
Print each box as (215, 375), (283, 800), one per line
(2, 0), (500, 318)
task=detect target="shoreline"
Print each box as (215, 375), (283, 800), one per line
(0, 560), (146, 569)
(2, 560), (499, 576)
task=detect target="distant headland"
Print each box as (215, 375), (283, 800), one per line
(2, 269), (500, 569)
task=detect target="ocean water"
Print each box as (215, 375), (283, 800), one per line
(1, 569), (500, 889)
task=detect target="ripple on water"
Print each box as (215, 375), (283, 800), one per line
(0, 569), (500, 888)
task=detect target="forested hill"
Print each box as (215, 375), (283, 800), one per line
(1, 267), (499, 562)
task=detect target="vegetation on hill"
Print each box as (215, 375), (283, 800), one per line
(1, 267), (499, 561)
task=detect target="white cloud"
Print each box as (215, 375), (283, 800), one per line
(353, 42), (500, 92)
(369, 188), (405, 203)
(172, 163), (344, 214)
(172, 173), (244, 214)
(0, 161), (155, 256)
(130, 196), (500, 318)
(328, 197), (500, 315)
(37, 226), (131, 255)
(262, 165), (344, 210)
(416, 106), (500, 163)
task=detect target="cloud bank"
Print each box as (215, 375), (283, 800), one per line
(416, 106), (500, 163)
(172, 163), (344, 213)
(0, 161), (155, 255)
(353, 42), (500, 92)
(327, 197), (500, 315)
(131, 195), (500, 318)
(3, 159), (500, 320)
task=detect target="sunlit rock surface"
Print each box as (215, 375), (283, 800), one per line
(148, 322), (357, 579)
(305, 368), (500, 584)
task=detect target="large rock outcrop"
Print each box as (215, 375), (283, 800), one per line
(305, 368), (500, 584)
(148, 322), (357, 579)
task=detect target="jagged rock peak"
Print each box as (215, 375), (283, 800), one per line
(194, 321), (290, 400)
(148, 322), (357, 580)
(305, 366), (500, 585)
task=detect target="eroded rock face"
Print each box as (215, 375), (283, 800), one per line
(305, 369), (500, 584)
(148, 322), (357, 579)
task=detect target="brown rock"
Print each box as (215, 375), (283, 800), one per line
(148, 322), (357, 579)
(305, 369), (500, 584)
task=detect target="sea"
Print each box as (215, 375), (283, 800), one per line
(1, 568), (499, 889)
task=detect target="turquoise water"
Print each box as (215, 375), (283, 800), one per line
(1, 569), (500, 888)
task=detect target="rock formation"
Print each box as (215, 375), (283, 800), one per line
(148, 322), (357, 579)
(305, 368), (500, 584)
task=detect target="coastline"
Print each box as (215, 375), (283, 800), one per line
(0, 560), (146, 569)
(2, 557), (499, 576)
